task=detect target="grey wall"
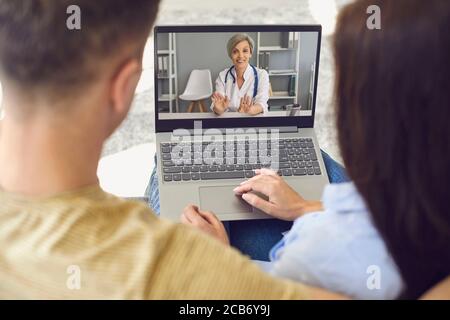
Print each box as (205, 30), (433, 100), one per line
(157, 31), (318, 112)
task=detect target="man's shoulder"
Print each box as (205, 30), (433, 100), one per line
(256, 67), (269, 77)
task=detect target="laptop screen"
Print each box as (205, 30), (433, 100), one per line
(154, 27), (320, 124)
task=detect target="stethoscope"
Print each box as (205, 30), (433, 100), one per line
(224, 64), (259, 98)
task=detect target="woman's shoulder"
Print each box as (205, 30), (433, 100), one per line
(254, 66), (269, 78)
(254, 67), (269, 84)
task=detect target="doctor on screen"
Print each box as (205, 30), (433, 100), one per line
(211, 33), (270, 116)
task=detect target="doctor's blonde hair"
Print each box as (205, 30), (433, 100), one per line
(227, 34), (254, 58)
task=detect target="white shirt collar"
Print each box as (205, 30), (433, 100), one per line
(232, 64), (252, 81)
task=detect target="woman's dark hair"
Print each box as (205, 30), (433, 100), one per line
(334, 0), (450, 299)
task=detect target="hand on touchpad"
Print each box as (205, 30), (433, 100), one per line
(248, 190), (269, 202)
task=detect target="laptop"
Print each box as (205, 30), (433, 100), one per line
(154, 25), (329, 221)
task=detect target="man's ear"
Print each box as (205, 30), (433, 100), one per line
(109, 58), (142, 122)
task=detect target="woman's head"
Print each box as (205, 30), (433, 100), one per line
(227, 34), (254, 70)
(334, 0), (450, 298)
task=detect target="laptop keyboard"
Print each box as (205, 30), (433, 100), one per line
(160, 138), (321, 182)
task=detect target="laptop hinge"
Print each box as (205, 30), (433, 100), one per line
(172, 126), (298, 136)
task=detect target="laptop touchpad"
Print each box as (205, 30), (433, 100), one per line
(199, 186), (253, 214)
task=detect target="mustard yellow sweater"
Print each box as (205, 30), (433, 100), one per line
(0, 185), (309, 299)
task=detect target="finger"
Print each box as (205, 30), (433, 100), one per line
(183, 204), (199, 215)
(183, 205), (205, 225)
(184, 208), (209, 227)
(198, 210), (230, 244)
(241, 192), (276, 215)
(245, 100), (251, 111)
(257, 168), (279, 177)
(197, 210), (220, 227)
(235, 176), (276, 195)
(180, 212), (192, 225)
(233, 183), (253, 195)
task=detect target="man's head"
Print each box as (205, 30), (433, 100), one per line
(0, 0), (159, 135)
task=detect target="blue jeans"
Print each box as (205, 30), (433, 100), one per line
(145, 150), (349, 261)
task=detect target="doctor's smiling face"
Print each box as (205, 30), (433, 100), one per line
(231, 40), (252, 73)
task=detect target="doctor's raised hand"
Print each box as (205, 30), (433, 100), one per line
(238, 95), (262, 115)
(233, 168), (324, 221)
(211, 92), (230, 115)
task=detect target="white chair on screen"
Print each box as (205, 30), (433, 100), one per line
(179, 69), (212, 112)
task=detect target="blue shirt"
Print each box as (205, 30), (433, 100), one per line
(261, 182), (404, 299)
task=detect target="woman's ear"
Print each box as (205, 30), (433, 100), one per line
(109, 58), (142, 122)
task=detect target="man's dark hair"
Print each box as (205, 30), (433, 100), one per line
(0, 0), (160, 94)
(334, 0), (450, 299)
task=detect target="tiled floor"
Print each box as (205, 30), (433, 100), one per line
(102, 0), (349, 164)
